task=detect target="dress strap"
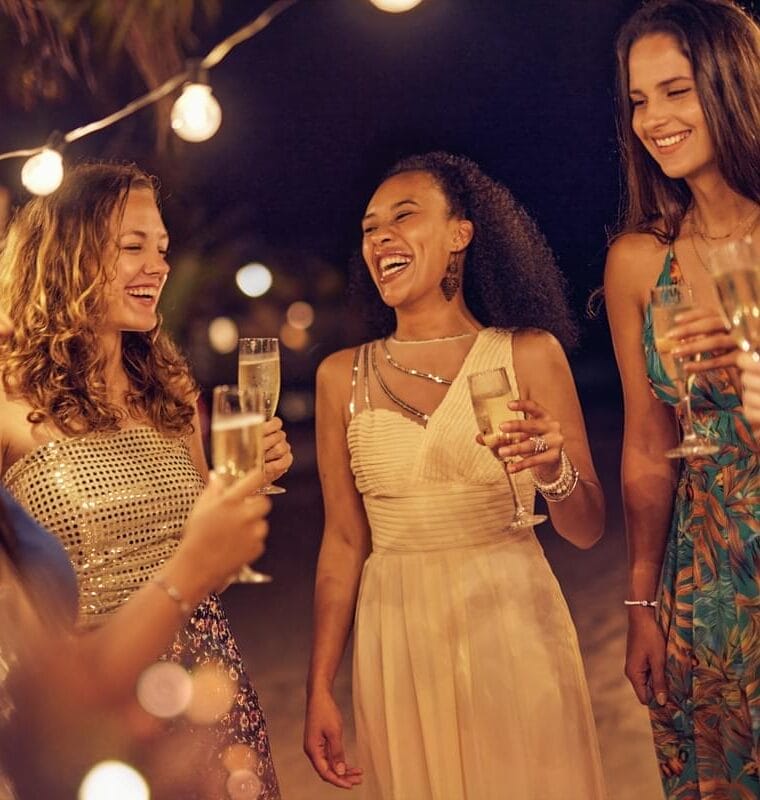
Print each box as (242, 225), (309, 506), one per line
(348, 344), (373, 418)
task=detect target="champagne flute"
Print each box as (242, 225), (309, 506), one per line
(211, 385), (272, 584)
(651, 284), (719, 458)
(467, 367), (547, 531)
(238, 337), (286, 495)
(706, 236), (760, 357)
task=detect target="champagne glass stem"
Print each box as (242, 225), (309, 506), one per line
(504, 466), (528, 523)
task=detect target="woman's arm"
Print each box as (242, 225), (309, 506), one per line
(509, 329), (604, 548)
(304, 349), (370, 789)
(64, 469), (271, 704)
(605, 234), (680, 705)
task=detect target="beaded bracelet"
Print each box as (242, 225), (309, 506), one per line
(152, 577), (192, 617)
(532, 448), (579, 502)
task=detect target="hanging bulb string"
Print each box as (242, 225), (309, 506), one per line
(0, 0), (301, 162)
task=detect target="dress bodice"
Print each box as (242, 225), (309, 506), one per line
(3, 427), (205, 626)
(347, 328), (535, 552)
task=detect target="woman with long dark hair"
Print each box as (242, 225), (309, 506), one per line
(604, 1), (760, 796)
(304, 152), (606, 798)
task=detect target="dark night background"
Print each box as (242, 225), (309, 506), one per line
(0, 0), (650, 410)
(0, 2), (697, 797)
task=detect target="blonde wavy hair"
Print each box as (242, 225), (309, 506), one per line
(0, 162), (196, 437)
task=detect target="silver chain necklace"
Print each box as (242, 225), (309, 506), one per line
(380, 338), (453, 386)
(371, 341), (431, 422)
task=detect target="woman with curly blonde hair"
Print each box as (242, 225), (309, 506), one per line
(0, 162), (292, 799)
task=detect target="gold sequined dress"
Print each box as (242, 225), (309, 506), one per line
(3, 427), (280, 799)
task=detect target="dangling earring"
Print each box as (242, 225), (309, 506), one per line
(440, 253), (461, 301)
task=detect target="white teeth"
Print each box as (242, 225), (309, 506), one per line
(655, 131), (689, 147)
(378, 255), (412, 272)
(126, 287), (157, 299)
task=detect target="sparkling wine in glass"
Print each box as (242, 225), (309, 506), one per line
(706, 236), (760, 356)
(467, 367), (547, 531)
(651, 284), (719, 459)
(211, 385), (272, 584)
(238, 337), (285, 495)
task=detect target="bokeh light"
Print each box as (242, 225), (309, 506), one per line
(136, 661), (193, 719)
(21, 149), (64, 195)
(185, 663), (237, 725)
(79, 761), (149, 800)
(226, 769), (262, 800)
(285, 301), (314, 330)
(369, 0), (424, 12)
(208, 316), (240, 354)
(236, 263), (273, 298)
(171, 83), (222, 142)
(279, 322), (309, 351)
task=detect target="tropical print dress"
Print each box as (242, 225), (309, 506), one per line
(642, 247), (760, 799)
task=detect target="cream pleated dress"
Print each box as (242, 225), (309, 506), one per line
(347, 327), (606, 800)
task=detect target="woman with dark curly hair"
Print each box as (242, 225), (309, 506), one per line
(0, 162), (292, 799)
(604, 1), (760, 797)
(304, 152), (606, 798)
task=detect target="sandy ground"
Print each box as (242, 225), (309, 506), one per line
(222, 405), (664, 800)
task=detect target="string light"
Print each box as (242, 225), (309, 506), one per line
(20, 147), (64, 195)
(1, 0), (301, 194)
(171, 65), (222, 143)
(78, 761), (149, 800)
(369, 0), (424, 12)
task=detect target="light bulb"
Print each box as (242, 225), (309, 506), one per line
(21, 148), (64, 195)
(369, 0), (423, 12)
(171, 83), (222, 143)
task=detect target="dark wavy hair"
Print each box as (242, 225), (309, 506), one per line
(0, 498), (16, 563)
(615, 0), (760, 241)
(348, 152), (578, 350)
(0, 162), (197, 436)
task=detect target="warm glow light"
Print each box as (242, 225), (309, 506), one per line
(185, 664), (237, 725)
(369, 0), (423, 11)
(236, 263), (273, 298)
(21, 149), (64, 195)
(226, 769), (262, 799)
(171, 83), (222, 142)
(286, 301), (314, 330)
(136, 662), (193, 719)
(279, 322), (309, 351)
(208, 316), (240, 354)
(79, 761), (149, 800)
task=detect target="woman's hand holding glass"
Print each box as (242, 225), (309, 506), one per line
(738, 351), (760, 431)
(262, 416), (293, 484)
(667, 307), (737, 374)
(486, 398), (564, 481)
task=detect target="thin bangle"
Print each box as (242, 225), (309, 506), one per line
(623, 599), (658, 608)
(152, 577), (193, 617)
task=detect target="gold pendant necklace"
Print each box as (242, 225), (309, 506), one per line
(381, 338), (453, 385)
(693, 206), (760, 242)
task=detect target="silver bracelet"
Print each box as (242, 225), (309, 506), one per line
(623, 599), (658, 608)
(152, 577), (193, 616)
(532, 448), (579, 502)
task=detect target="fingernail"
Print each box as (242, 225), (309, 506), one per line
(336, 763), (346, 776)
(507, 401), (519, 408)
(656, 692), (667, 706)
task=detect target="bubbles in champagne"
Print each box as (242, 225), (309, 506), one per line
(211, 413), (265, 480)
(238, 356), (281, 420)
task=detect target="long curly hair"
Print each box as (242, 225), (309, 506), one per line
(615, 0), (760, 241)
(0, 162), (196, 436)
(347, 151), (578, 350)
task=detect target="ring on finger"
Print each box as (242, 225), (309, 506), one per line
(529, 435), (549, 455)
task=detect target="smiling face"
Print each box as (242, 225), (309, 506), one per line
(100, 187), (170, 336)
(361, 170), (471, 309)
(628, 32), (716, 182)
